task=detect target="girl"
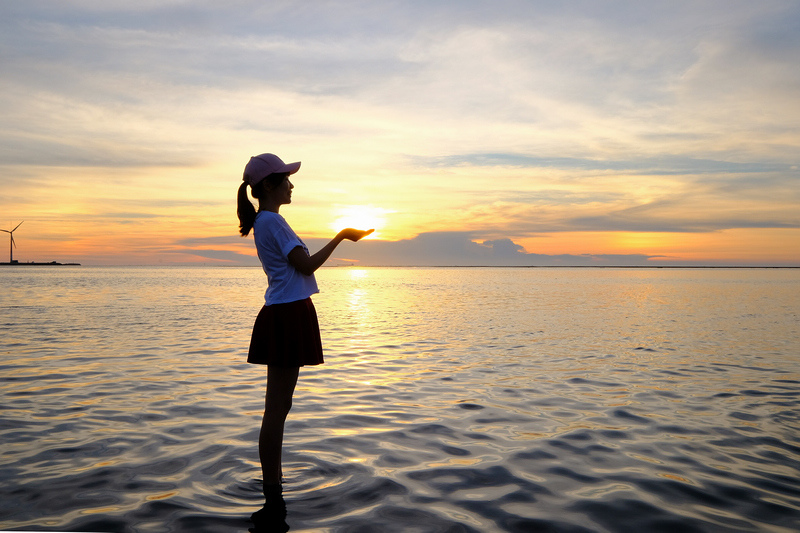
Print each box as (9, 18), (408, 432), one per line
(236, 153), (372, 508)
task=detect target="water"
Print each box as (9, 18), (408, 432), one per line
(1, 266), (799, 532)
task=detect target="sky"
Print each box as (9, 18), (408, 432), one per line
(1, 0), (798, 266)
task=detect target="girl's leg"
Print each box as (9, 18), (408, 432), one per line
(259, 365), (300, 485)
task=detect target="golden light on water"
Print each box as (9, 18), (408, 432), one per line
(348, 269), (370, 281)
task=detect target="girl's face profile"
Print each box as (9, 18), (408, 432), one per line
(271, 176), (294, 205)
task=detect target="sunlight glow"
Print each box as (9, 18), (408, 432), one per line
(348, 269), (369, 280)
(3, 4), (798, 266)
(330, 205), (390, 238)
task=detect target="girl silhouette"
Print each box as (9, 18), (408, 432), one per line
(237, 153), (372, 517)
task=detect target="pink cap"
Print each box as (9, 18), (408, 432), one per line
(243, 153), (301, 186)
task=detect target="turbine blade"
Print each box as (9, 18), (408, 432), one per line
(12, 221), (23, 232)
(11, 235), (16, 248)
(0, 229), (9, 234)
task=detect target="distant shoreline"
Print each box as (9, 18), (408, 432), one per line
(12, 264), (793, 269)
(376, 265), (800, 269)
(0, 261), (81, 266)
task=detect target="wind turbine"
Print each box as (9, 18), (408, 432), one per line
(1, 221), (23, 263)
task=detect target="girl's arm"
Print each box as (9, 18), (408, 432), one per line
(288, 228), (373, 276)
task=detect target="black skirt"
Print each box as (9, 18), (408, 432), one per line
(247, 297), (324, 367)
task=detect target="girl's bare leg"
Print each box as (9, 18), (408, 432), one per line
(259, 365), (300, 486)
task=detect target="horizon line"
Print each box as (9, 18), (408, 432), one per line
(12, 264), (795, 269)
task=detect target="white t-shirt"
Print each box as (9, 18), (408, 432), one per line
(253, 211), (319, 305)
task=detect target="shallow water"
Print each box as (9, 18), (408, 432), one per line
(1, 266), (799, 532)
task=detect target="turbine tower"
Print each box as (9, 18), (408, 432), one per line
(1, 221), (23, 263)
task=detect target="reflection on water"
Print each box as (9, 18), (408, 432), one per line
(250, 493), (289, 532)
(342, 271), (372, 355)
(1, 266), (799, 532)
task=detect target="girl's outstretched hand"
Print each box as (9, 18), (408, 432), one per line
(339, 228), (374, 242)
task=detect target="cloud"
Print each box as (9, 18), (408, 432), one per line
(173, 232), (666, 266)
(171, 235), (259, 265)
(306, 232), (662, 266)
(169, 248), (260, 265)
(1, 1), (798, 265)
(411, 153), (793, 175)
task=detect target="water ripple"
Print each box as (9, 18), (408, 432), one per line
(2, 266), (800, 532)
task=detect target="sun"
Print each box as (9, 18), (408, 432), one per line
(330, 205), (389, 238)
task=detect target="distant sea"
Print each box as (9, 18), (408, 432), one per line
(1, 266), (799, 532)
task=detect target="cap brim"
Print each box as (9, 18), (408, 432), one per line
(285, 161), (301, 175)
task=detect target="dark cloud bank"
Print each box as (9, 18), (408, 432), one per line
(183, 232), (677, 267)
(316, 232), (666, 266)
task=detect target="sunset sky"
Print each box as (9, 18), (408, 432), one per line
(1, 1), (798, 266)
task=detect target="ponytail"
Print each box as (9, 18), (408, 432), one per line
(237, 181), (256, 237)
(238, 173), (286, 236)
